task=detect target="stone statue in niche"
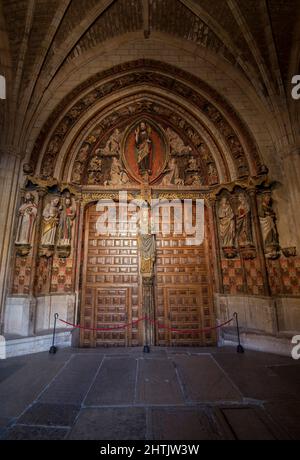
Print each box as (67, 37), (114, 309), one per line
(57, 195), (76, 257)
(218, 197), (237, 258)
(40, 197), (61, 254)
(236, 193), (256, 259)
(236, 193), (253, 247)
(161, 157), (184, 186)
(259, 193), (280, 259)
(15, 192), (38, 256)
(135, 121), (152, 175)
(105, 157), (131, 186)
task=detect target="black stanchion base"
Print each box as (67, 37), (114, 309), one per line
(143, 345), (150, 353)
(49, 346), (57, 354)
(237, 344), (245, 354)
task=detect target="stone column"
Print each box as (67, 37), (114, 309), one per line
(0, 147), (21, 334)
(74, 197), (85, 327)
(248, 187), (271, 296)
(209, 197), (224, 294)
(30, 187), (47, 334)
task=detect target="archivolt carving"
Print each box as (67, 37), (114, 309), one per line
(28, 60), (263, 180)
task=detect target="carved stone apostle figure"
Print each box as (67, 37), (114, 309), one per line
(236, 193), (253, 247)
(135, 121), (152, 174)
(259, 193), (280, 257)
(57, 196), (76, 247)
(40, 197), (60, 247)
(15, 192), (38, 246)
(218, 197), (236, 248)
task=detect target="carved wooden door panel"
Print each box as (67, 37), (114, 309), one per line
(155, 203), (215, 346)
(80, 204), (141, 347)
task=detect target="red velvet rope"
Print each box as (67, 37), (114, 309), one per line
(59, 316), (233, 333)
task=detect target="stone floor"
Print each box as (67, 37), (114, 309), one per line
(0, 346), (300, 440)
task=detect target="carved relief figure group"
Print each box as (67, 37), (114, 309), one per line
(70, 120), (219, 187)
(218, 191), (280, 259)
(15, 193), (77, 258)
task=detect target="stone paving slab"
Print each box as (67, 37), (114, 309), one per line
(85, 357), (137, 406)
(18, 403), (80, 427)
(1, 348), (300, 440)
(217, 407), (279, 440)
(0, 353), (70, 418)
(173, 355), (242, 402)
(4, 425), (69, 440)
(136, 358), (184, 405)
(68, 407), (146, 440)
(39, 354), (103, 405)
(212, 353), (300, 401)
(149, 407), (224, 440)
(264, 401), (300, 440)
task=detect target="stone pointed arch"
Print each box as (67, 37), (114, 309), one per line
(27, 60), (266, 186)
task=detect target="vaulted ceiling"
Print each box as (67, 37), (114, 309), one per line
(0, 0), (299, 156)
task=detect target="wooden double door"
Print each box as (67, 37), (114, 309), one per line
(80, 202), (215, 347)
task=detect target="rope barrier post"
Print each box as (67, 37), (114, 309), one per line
(49, 313), (59, 354)
(233, 312), (244, 354)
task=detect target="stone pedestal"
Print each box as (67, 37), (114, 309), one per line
(35, 294), (76, 331)
(4, 296), (36, 336)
